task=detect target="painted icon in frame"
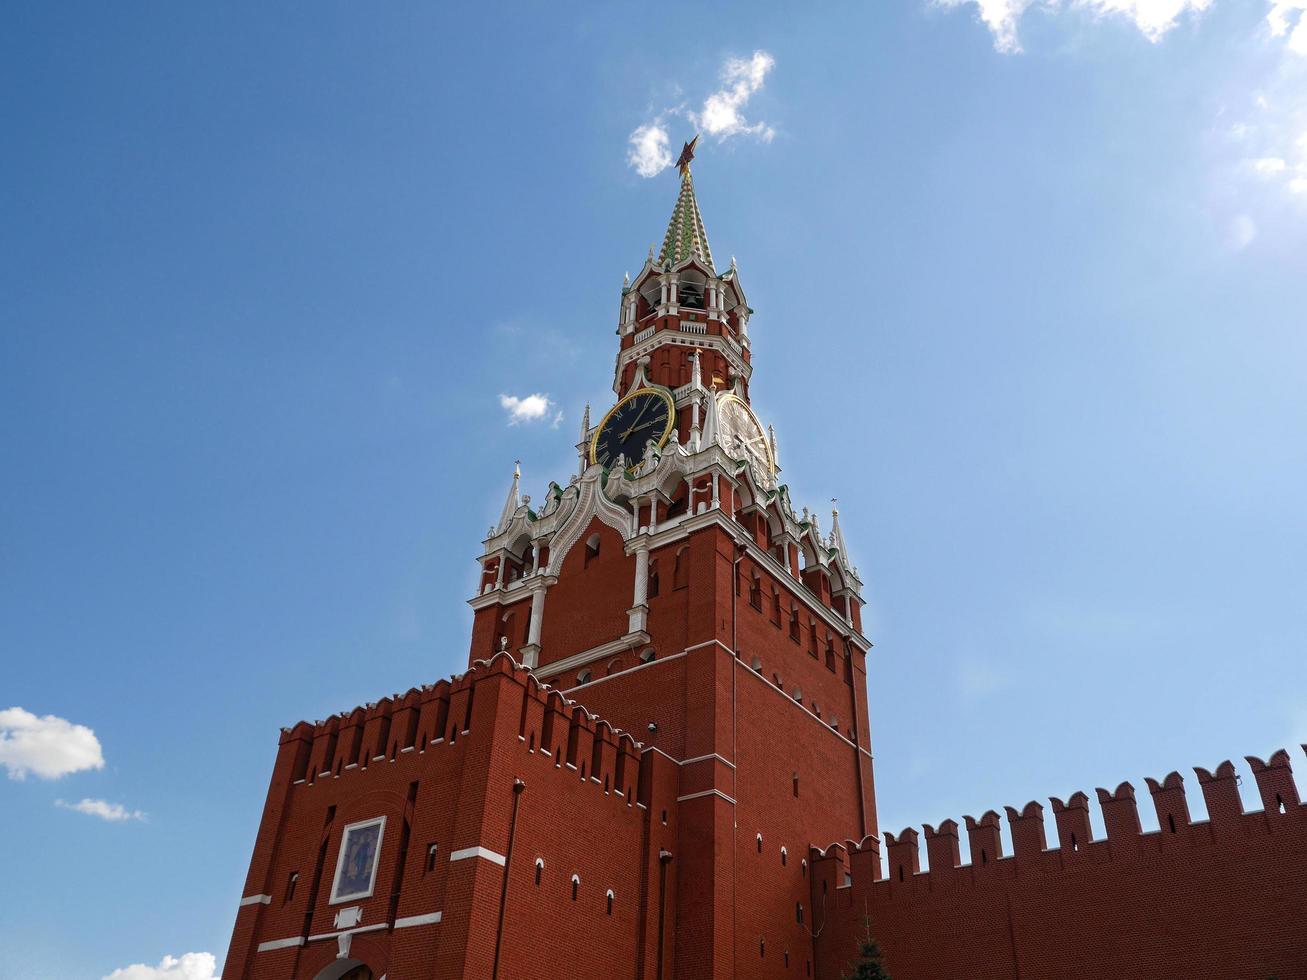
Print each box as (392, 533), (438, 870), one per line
(330, 815), (386, 904)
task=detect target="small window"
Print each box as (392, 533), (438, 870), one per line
(793, 773), (800, 798)
(673, 547), (689, 590)
(801, 858), (808, 878)
(571, 874), (580, 901)
(780, 846), (788, 867)
(585, 533), (601, 567)
(577, 669), (593, 685)
(639, 648), (656, 664)
(796, 902), (804, 924)
(756, 833), (763, 853)
(284, 871), (298, 904)
(606, 889), (614, 915)
(648, 561), (660, 598)
(760, 938), (765, 958)
(535, 858), (544, 885)
(425, 844), (438, 874)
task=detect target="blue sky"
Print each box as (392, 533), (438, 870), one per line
(3, 2), (1305, 977)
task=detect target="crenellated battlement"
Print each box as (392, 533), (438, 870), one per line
(811, 746), (1307, 898)
(274, 652), (650, 803)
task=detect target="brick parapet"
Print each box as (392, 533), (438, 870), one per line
(810, 746), (1307, 979)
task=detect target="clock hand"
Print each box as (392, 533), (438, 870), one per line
(621, 400), (655, 439)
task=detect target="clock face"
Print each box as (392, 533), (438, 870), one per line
(717, 393), (774, 487)
(590, 388), (676, 468)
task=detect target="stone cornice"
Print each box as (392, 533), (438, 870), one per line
(534, 631), (652, 679)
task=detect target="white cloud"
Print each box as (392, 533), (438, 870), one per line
(57, 797), (146, 822)
(1251, 155), (1288, 174)
(937, 0), (1212, 53)
(626, 51), (776, 177)
(939, 0), (1036, 53)
(102, 952), (219, 980)
(0, 706), (104, 780)
(628, 122), (673, 178)
(1225, 90), (1307, 204)
(694, 51), (777, 142)
(1268, 0), (1307, 55)
(499, 393), (557, 426)
(1229, 212), (1257, 248)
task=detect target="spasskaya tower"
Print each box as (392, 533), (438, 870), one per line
(225, 141), (878, 980)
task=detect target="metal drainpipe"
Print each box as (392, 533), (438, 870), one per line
(491, 778), (526, 980)
(656, 849), (674, 980)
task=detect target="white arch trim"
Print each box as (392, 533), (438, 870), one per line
(545, 475), (631, 575)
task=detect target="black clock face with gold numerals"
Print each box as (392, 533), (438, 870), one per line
(590, 388), (675, 468)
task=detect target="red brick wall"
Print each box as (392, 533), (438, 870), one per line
(811, 749), (1307, 980)
(538, 518), (632, 666)
(225, 656), (680, 980)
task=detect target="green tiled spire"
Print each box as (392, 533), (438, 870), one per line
(659, 167), (714, 271)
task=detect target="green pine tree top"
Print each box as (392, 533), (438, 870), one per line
(843, 920), (892, 980)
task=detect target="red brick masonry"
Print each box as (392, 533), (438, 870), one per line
(811, 749), (1307, 980)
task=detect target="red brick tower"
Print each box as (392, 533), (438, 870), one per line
(470, 137), (879, 976)
(225, 142), (878, 979)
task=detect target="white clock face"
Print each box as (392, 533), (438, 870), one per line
(717, 393), (774, 487)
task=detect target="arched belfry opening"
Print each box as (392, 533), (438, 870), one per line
(312, 959), (373, 980)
